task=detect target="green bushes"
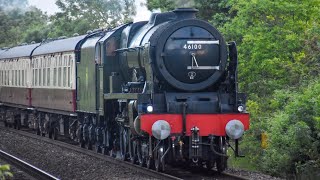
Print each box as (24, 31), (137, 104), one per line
(0, 164), (12, 180)
(261, 81), (320, 177)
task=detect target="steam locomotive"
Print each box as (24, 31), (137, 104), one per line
(0, 8), (249, 172)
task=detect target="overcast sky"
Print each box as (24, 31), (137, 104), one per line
(28, 0), (152, 22)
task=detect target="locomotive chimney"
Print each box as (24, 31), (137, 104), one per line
(148, 13), (159, 24)
(173, 8), (198, 19)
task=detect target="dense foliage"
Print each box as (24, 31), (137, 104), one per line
(146, 0), (232, 26)
(147, 0), (320, 177)
(49, 0), (136, 37)
(222, 0), (320, 177)
(0, 0), (48, 47)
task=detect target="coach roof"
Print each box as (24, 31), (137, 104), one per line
(0, 43), (40, 60)
(32, 35), (86, 56)
(0, 49), (6, 55)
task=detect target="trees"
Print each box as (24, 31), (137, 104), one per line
(0, 0), (28, 10)
(0, 0), (137, 46)
(49, 0), (136, 37)
(263, 81), (320, 177)
(0, 5), (48, 47)
(146, 0), (232, 26)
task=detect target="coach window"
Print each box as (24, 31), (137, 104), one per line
(45, 57), (47, 86)
(22, 69), (24, 86)
(1, 70), (3, 86)
(2, 70), (4, 86)
(3, 69), (5, 86)
(0, 70), (2, 86)
(10, 69), (14, 86)
(17, 70), (20, 86)
(0, 69), (2, 86)
(12, 69), (14, 86)
(33, 59), (35, 86)
(57, 56), (61, 87)
(4, 69), (6, 86)
(7, 70), (10, 86)
(35, 69), (38, 87)
(6, 70), (8, 86)
(58, 67), (61, 87)
(47, 57), (50, 86)
(9, 69), (11, 86)
(68, 56), (72, 87)
(43, 67), (46, 87)
(39, 58), (43, 87)
(4, 65), (6, 86)
(63, 67), (67, 87)
(53, 67), (57, 87)
(35, 60), (38, 86)
(13, 69), (15, 86)
(24, 66), (27, 87)
(18, 69), (20, 86)
(18, 61), (20, 86)
(2, 65), (4, 86)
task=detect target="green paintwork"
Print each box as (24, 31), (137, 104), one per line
(77, 36), (101, 113)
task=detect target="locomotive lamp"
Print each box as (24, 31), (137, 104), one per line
(225, 120), (244, 139)
(147, 105), (153, 113)
(237, 105), (244, 112)
(152, 120), (171, 140)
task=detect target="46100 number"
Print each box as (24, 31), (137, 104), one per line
(183, 44), (202, 50)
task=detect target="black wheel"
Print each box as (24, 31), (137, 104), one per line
(36, 128), (40, 135)
(48, 128), (53, 139)
(137, 141), (145, 167)
(102, 147), (109, 155)
(80, 139), (85, 148)
(17, 120), (21, 130)
(146, 154), (154, 169)
(4, 121), (8, 127)
(119, 127), (128, 161)
(13, 121), (17, 129)
(216, 137), (227, 172)
(129, 143), (136, 163)
(96, 143), (102, 153)
(154, 141), (165, 172)
(129, 136), (136, 164)
(53, 128), (58, 140)
(206, 160), (214, 171)
(87, 140), (93, 150)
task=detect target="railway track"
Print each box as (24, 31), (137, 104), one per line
(0, 149), (59, 180)
(0, 126), (248, 180)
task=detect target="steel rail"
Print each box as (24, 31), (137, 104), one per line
(0, 149), (60, 180)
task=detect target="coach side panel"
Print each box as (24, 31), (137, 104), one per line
(31, 53), (76, 113)
(0, 59), (30, 107)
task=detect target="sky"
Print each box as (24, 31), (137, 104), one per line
(28, 0), (152, 22)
